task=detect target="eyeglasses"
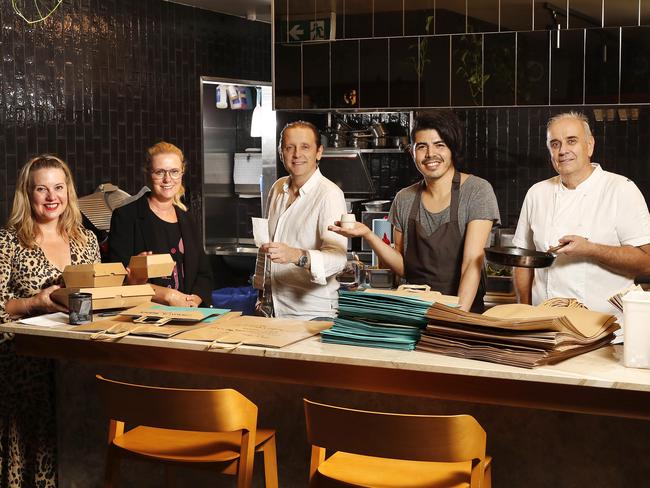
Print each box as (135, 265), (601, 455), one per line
(150, 169), (183, 180)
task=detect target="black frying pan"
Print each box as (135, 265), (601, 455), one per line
(484, 245), (565, 268)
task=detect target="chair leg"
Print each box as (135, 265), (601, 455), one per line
(104, 447), (121, 488)
(484, 460), (492, 488)
(261, 435), (279, 488)
(164, 465), (176, 488)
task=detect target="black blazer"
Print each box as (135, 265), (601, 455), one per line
(107, 194), (213, 306)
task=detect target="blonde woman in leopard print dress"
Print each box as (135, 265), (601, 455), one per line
(0, 155), (100, 488)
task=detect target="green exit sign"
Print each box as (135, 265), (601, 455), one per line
(281, 19), (331, 42)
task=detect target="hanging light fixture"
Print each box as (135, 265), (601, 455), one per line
(250, 87), (263, 137)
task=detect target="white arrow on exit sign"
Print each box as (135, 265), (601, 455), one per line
(289, 24), (304, 41)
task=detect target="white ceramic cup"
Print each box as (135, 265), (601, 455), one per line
(340, 213), (356, 229)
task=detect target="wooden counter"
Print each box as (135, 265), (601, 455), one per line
(1, 321), (649, 420)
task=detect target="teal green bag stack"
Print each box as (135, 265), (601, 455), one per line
(321, 291), (434, 351)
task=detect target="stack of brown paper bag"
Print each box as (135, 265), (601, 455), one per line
(417, 302), (619, 368)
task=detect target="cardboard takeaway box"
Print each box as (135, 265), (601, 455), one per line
(62, 263), (127, 288)
(128, 254), (175, 281)
(52, 285), (155, 310)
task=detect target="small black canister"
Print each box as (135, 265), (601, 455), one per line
(68, 292), (93, 325)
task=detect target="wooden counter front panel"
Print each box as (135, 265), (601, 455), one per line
(14, 334), (650, 421)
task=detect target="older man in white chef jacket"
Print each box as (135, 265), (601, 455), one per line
(259, 121), (347, 320)
(513, 111), (650, 320)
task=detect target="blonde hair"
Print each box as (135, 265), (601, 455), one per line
(145, 141), (188, 211)
(7, 154), (87, 249)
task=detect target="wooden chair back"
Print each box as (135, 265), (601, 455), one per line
(96, 375), (258, 434)
(304, 399), (486, 463)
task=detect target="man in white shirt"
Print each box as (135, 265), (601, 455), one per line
(513, 111), (650, 319)
(260, 121), (347, 320)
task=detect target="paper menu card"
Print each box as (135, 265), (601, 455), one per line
(118, 304), (230, 323)
(20, 312), (71, 327)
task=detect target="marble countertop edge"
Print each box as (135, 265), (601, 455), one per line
(2, 322), (649, 393)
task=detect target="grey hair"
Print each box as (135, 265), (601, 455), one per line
(546, 112), (593, 146)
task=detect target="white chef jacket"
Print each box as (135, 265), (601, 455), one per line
(266, 168), (347, 320)
(513, 164), (650, 320)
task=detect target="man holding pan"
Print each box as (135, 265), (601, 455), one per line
(513, 111), (650, 318)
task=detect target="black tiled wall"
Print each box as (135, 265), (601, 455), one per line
(279, 107), (650, 228)
(0, 0), (271, 225)
(457, 106), (650, 227)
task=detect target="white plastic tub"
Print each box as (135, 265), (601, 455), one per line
(622, 290), (650, 369)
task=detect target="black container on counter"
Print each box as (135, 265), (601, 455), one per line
(69, 292), (93, 325)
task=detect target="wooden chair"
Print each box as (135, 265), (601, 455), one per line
(97, 375), (278, 488)
(304, 399), (492, 488)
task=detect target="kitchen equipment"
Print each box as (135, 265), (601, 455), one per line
(372, 136), (389, 147)
(349, 135), (370, 149)
(361, 211), (388, 251)
(329, 133), (347, 147)
(365, 268), (395, 288)
(319, 150), (374, 197)
(371, 218), (392, 266)
(622, 290), (650, 368)
(336, 257), (365, 289)
(233, 152), (263, 195)
(363, 200), (391, 212)
(484, 244), (567, 268)
(370, 122), (388, 138)
(391, 136), (409, 149)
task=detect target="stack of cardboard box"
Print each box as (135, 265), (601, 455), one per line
(52, 254), (175, 310)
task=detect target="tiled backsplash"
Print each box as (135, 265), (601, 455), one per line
(457, 106), (650, 227)
(283, 107), (650, 228)
(0, 0), (270, 226)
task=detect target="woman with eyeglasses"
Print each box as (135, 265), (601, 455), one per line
(108, 141), (213, 306)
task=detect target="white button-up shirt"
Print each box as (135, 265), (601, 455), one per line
(266, 168), (347, 320)
(513, 164), (650, 321)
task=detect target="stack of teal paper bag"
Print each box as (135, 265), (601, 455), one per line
(321, 290), (434, 351)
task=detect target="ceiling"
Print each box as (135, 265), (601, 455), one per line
(165, 0), (272, 23)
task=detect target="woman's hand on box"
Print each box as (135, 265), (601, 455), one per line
(166, 290), (201, 308)
(33, 285), (68, 314)
(125, 251), (153, 285)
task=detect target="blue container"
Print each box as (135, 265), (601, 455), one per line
(211, 286), (257, 315)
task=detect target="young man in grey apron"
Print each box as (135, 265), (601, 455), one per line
(330, 111), (500, 312)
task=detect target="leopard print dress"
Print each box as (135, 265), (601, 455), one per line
(0, 228), (100, 488)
